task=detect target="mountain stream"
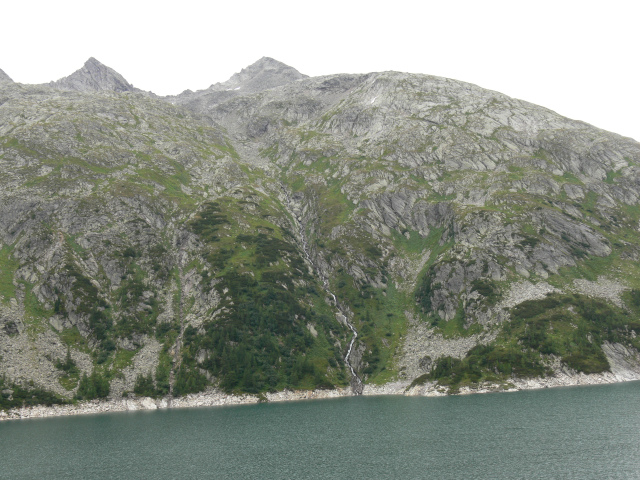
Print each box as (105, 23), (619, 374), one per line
(280, 185), (363, 394)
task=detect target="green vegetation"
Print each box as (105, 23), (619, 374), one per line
(112, 349), (137, 372)
(392, 226), (446, 255)
(316, 184), (356, 237)
(56, 347), (82, 391)
(430, 304), (482, 338)
(471, 279), (501, 306)
(115, 261), (159, 338)
(426, 293), (640, 392)
(413, 228), (455, 316)
(354, 281), (410, 384)
(133, 164), (193, 207)
(184, 197), (349, 394)
(155, 352), (172, 396)
(76, 371), (110, 400)
(415, 267), (438, 314)
(60, 327), (91, 352)
(130, 351), (172, 398)
(604, 170), (623, 184)
(21, 282), (54, 336)
(428, 345), (547, 392)
(133, 372), (157, 397)
(0, 245), (18, 302)
(0, 375), (68, 411)
(63, 262), (114, 352)
(3, 67), (640, 406)
(504, 294), (617, 373)
(182, 266), (342, 393)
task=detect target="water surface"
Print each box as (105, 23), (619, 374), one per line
(2, 382), (639, 479)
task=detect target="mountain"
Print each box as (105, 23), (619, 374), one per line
(169, 56), (308, 112)
(0, 68), (12, 83)
(48, 57), (136, 93)
(1, 59), (640, 411)
(217, 56), (308, 92)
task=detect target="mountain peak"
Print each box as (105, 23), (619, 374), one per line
(49, 57), (135, 93)
(85, 57), (103, 67)
(249, 56), (293, 69)
(172, 57), (308, 109)
(218, 57), (307, 93)
(0, 67), (13, 83)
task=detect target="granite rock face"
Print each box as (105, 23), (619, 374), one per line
(1, 58), (640, 405)
(169, 56), (308, 112)
(0, 68), (12, 83)
(49, 57), (136, 93)
(218, 56), (308, 93)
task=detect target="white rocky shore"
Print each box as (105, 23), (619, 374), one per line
(3, 368), (640, 422)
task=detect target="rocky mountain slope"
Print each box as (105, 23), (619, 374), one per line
(168, 57), (308, 113)
(0, 68), (12, 83)
(1, 58), (640, 409)
(48, 57), (137, 93)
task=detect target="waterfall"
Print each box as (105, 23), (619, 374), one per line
(280, 184), (363, 394)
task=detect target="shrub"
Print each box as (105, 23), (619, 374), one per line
(76, 371), (110, 400)
(133, 372), (156, 397)
(471, 279), (501, 305)
(55, 348), (79, 375)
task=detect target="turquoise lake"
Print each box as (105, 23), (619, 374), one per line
(1, 382), (640, 479)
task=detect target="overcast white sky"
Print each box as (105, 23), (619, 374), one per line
(1, 0), (638, 140)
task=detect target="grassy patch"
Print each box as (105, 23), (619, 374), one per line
(0, 245), (18, 302)
(605, 170), (623, 184)
(59, 373), (80, 391)
(391, 227), (445, 255)
(59, 327), (91, 352)
(20, 282), (53, 336)
(112, 349), (137, 372)
(431, 302), (483, 338)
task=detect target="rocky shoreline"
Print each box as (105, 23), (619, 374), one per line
(3, 369), (640, 422)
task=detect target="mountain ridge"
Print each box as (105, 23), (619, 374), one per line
(31, 57), (639, 141)
(1, 58), (640, 411)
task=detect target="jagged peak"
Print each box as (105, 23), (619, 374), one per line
(49, 57), (135, 93)
(0, 67), (13, 83)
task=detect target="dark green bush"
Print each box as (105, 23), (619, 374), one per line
(55, 348), (79, 375)
(415, 269), (436, 312)
(133, 372), (156, 397)
(76, 371), (110, 400)
(173, 365), (207, 396)
(1, 376), (68, 411)
(471, 279), (501, 305)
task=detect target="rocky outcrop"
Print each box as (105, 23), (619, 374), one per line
(219, 56), (308, 93)
(170, 57), (308, 112)
(49, 57), (136, 93)
(0, 68), (12, 83)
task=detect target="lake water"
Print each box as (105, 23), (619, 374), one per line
(2, 382), (640, 479)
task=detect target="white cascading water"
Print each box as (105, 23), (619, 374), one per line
(280, 184), (363, 394)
